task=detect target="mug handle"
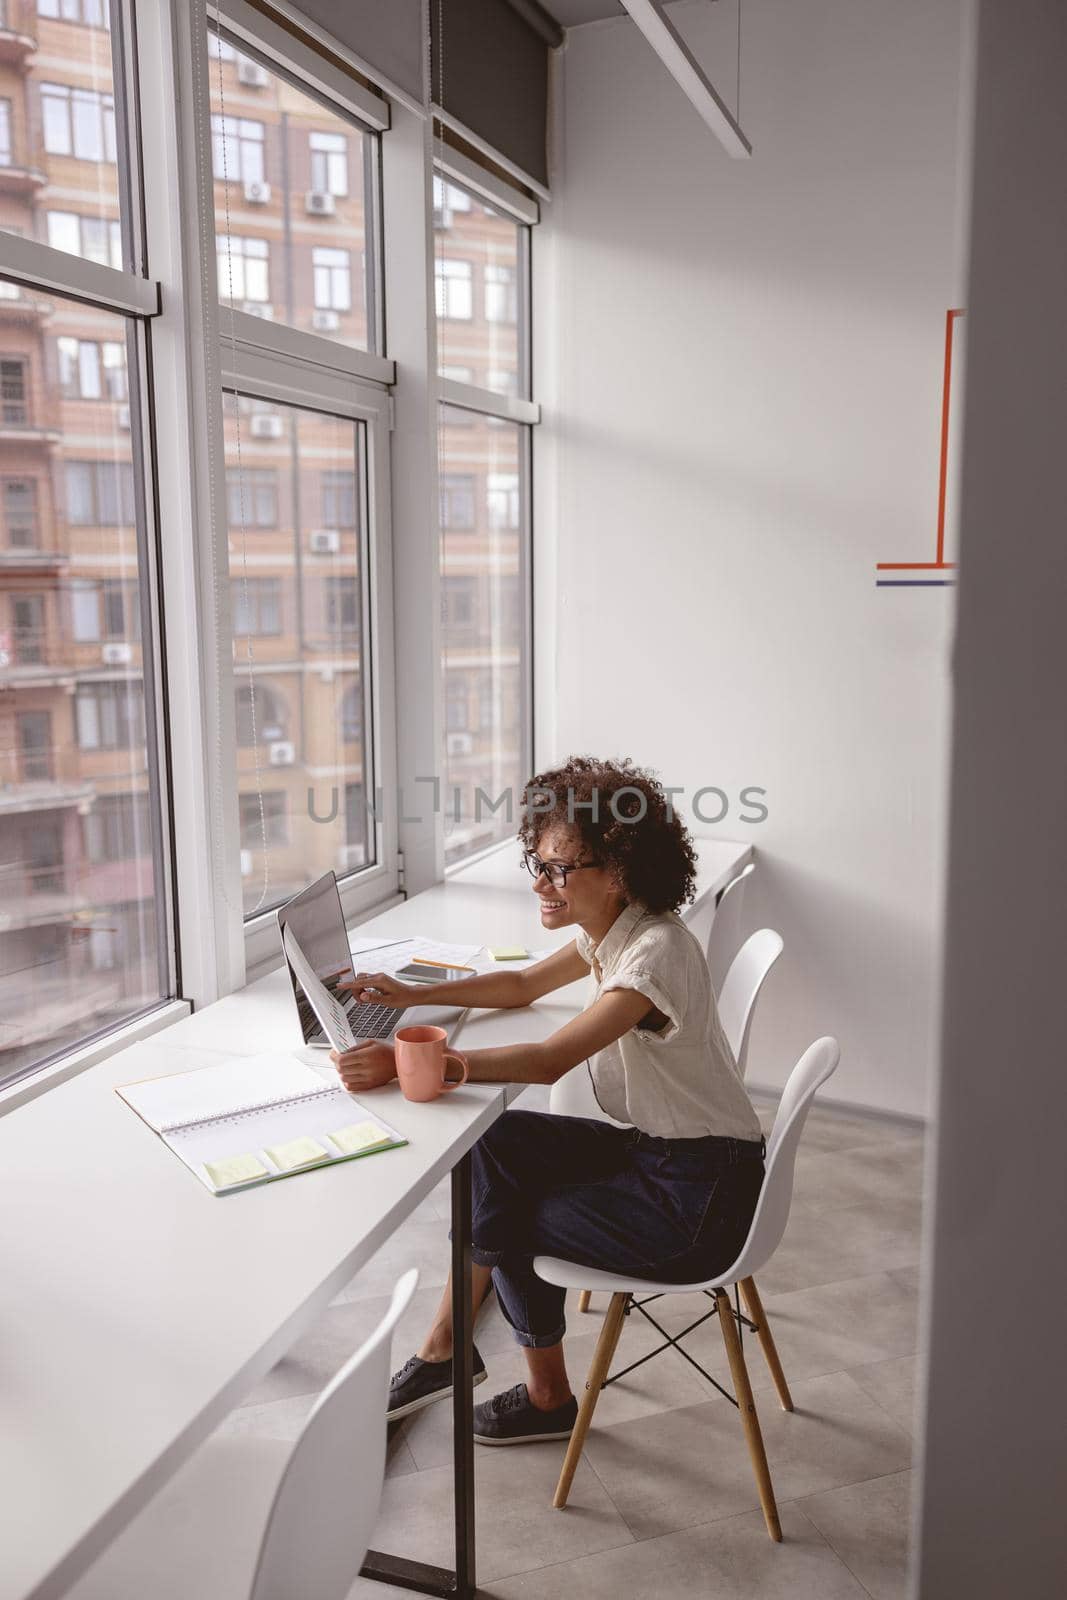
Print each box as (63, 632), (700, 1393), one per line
(440, 1049), (469, 1091)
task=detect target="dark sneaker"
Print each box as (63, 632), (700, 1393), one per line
(387, 1346), (488, 1421)
(473, 1382), (578, 1446)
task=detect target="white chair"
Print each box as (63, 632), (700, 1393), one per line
(706, 859), (755, 996)
(536, 1038), (840, 1539)
(717, 927), (784, 1079)
(561, 926), (783, 1313)
(68, 1269), (418, 1600)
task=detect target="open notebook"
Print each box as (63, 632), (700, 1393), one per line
(118, 1054), (407, 1195)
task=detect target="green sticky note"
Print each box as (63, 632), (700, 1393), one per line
(328, 1120), (392, 1156)
(204, 1152), (269, 1189)
(488, 945), (528, 961)
(265, 1136), (330, 1172)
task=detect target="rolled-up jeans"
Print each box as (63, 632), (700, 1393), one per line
(469, 1109), (766, 1349)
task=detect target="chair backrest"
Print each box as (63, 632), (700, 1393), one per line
(706, 861), (755, 995)
(727, 1037), (839, 1281)
(717, 928), (783, 1079)
(249, 1268), (418, 1600)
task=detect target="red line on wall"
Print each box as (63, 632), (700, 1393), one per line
(935, 309), (965, 565)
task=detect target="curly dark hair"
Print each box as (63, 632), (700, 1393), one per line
(517, 755), (697, 915)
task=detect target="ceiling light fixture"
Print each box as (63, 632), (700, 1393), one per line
(619, 0), (751, 158)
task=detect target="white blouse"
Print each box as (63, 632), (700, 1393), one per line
(574, 900), (763, 1142)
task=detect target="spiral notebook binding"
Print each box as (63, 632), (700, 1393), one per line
(160, 1083), (343, 1138)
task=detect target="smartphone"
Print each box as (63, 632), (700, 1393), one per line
(397, 961), (471, 985)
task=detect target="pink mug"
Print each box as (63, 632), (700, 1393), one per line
(394, 1025), (469, 1102)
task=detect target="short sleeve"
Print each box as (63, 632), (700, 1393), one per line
(600, 968), (682, 1041)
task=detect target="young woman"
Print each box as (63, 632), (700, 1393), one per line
(330, 756), (765, 1445)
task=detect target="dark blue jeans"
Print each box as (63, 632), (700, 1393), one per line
(469, 1109), (765, 1348)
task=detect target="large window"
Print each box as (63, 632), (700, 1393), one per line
(209, 25), (379, 350)
(435, 170), (534, 865)
(0, 10), (170, 1092)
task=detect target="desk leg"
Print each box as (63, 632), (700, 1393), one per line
(360, 1151), (478, 1598)
(451, 1152), (477, 1599)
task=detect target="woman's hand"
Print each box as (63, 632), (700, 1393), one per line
(340, 970), (416, 1006)
(330, 1040), (397, 1092)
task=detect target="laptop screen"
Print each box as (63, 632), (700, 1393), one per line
(276, 872), (354, 1045)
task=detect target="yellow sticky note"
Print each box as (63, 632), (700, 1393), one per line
(328, 1120), (392, 1156)
(204, 1152), (268, 1189)
(489, 945), (528, 961)
(265, 1136), (330, 1172)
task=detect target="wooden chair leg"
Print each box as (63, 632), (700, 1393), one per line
(739, 1276), (794, 1412)
(577, 1290), (592, 1313)
(553, 1292), (629, 1509)
(715, 1288), (782, 1542)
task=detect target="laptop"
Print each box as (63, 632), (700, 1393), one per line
(278, 872), (409, 1046)
(277, 871), (459, 1048)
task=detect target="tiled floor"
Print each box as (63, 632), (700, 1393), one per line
(224, 1087), (927, 1599)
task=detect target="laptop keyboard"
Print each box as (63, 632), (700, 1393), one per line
(343, 997), (399, 1040)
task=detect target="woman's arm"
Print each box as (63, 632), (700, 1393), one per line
(331, 984), (654, 1092)
(343, 940), (590, 1011)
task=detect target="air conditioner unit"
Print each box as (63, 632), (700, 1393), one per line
(101, 642), (132, 666)
(243, 179), (271, 205)
(240, 848), (253, 877)
(308, 529), (340, 554)
(305, 190), (335, 217)
(268, 740), (295, 766)
(249, 412), (282, 439)
(241, 301), (274, 319)
(338, 844), (365, 871)
(237, 58), (270, 87)
(446, 732), (473, 757)
(117, 405), (130, 430)
(311, 309), (340, 332)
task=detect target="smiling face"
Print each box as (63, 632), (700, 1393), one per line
(528, 822), (627, 938)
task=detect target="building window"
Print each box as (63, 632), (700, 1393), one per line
(3, 479), (37, 547)
(446, 680), (469, 731)
(321, 470), (356, 530)
(440, 473), (476, 531)
(240, 790), (288, 849)
(75, 683), (146, 751)
(216, 234), (269, 304)
(211, 113), (265, 184)
(231, 577), (282, 636)
(487, 472), (520, 530)
(235, 682), (287, 746)
(443, 576), (478, 630)
(37, 0), (110, 22)
(40, 83), (116, 162)
(11, 594), (45, 663)
(65, 460), (136, 526)
(435, 258), (473, 321)
(484, 263), (516, 324)
(17, 710), (52, 781)
(57, 338), (127, 401)
(312, 247), (351, 312)
(340, 682), (362, 742)
(226, 467), (277, 529)
(432, 176), (471, 228)
(84, 793), (152, 866)
(309, 130), (347, 196)
(47, 211), (122, 270)
(1, 359), (27, 424)
(325, 575), (359, 631)
(0, 99), (11, 166)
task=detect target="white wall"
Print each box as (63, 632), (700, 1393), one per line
(916, 2), (1067, 1591)
(534, 0), (969, 1117)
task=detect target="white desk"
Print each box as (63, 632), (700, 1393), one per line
(0, 834), (752, 1600)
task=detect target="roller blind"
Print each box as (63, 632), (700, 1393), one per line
(432, 0), (561, 188)
(286, 0), (426, 104)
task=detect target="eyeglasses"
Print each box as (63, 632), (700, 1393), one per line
(521, 850), (599, 890)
